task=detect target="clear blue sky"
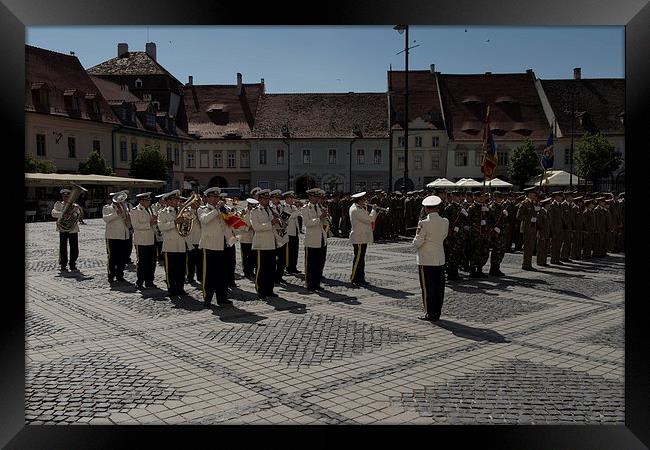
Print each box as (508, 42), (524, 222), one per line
(26, 26), (624, 93)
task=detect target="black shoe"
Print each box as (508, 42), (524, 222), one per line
(186, 278), (195, 284)
(136, 283), (144, 290)
(217, 299), (233, 305)
(60, 266), (68, 272)
(116, 277), (126, 282)
(314, 286), (324, 291)
(275, 278), (285, 284)
(257, 294), (267, 300)
(145, 283), (157, 289)
(477, 272), (488, 278)
(469, 271), (480, 278)
(204, 301), (212, 308)
(178, 290), (188, 295)
(268, 293), (279, 298)
(69, 265), (77, 271)
(418, 315), (432, 321)
(229, 283), (238, 288)
(108, 275), (115, 282)
(358, 280), (370, 286)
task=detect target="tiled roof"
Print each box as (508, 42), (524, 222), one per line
(438, 72), (550, 141)
(540, 79), (624, 135)
(87, 51), (182, 85)
(252, 93), (389, 139)
(25, 45), (120, 124)
(182, 83), (263, 139)
(388, 70), (445, 130)
(89, 75), (140, 102)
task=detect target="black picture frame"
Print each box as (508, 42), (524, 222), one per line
(4, 0), (647, 447)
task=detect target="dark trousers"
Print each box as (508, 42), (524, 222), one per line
(305, 246), (326, 290)
(255, 249), (276, 296)
(59, 232), (79, 268)
(275, 243), (287, 281)
(287, 235), (299, 272)
(155, 240), (163, 260)
(185, 244), (201, 282)
(241, 243), (255, 277)
(227, 244), (236, 285)
(522, 229), (537, 268)
(418, 265), (445, 320)
(201, 248), (227, 303)
(126, 234), (133, 262)
(135, 244), (156, 285)
(163, 252), (186, 295)
(106, 239), (128, 279)
(351, 243), (367, 283)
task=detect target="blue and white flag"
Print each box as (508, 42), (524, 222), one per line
(541, 129), (554, 170)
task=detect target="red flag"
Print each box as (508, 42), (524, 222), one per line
(480, 106), (498, 180)
(222, 213), (247, 229)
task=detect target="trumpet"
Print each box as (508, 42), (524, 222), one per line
(367, 203), (390, 214)
(320, 204), (333, 237)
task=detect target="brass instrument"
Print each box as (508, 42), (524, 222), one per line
(113, 191), (132, 229)
(176, 193), (201, 237)
(321, 204), (333, 237)
(271, 206), (291, 238)
(367, 203), (390, 214)
(57, 184), (88, 232)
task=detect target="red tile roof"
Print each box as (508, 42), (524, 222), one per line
(438, 72), (550, 141)
(182, 83), (263, 139)
(388, 70), (445, 130)
(87, 51), (182, 85)
(252, 93), (389, 139)
(25, 45), (120, 125)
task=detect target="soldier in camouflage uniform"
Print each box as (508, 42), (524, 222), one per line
(582, 199), (596, 259)
(560, 191), (573, 261)
(467, 191), (491, 278)
(571, 196), (584, 260)
(516, 186), (540, 270)
(512, 193), (524, 252)
(548, 191), (564, 265)
(536, 197), (552, 266)
(443, 191), (467, 281)
(488, 191), (508, 276)
(615, 193), (625, 252)
(594, 197), (608, 257)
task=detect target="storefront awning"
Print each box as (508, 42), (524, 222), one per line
(25, 173), (166, 188)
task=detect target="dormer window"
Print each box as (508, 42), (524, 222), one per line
(120, 107), (127, 121)
(152, 101), (160, 110)
(64, 89), (80, 114)
(135, 79), (143, 88)
(31, 82), (49, 110)
(145, 113), (156, 128)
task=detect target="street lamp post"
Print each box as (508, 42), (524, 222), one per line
(394, 25), (409, 192)
(282, 125), (291, 191)
(569, 85), (575, 189)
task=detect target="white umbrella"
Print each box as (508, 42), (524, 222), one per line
(456, 178), (483, 188)
(426, 178), (457, 188)
(486, 177), (513, 188)
(526, 170), (577, 186)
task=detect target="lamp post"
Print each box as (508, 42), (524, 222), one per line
(282, 125), (290, 190)
(569, 85), (575, 189)
(394, 25), (409, 192)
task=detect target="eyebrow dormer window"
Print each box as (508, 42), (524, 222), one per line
(135, 79), (143, 88)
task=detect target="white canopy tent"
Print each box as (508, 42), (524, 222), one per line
(486, 178), (514, 188)
(426, 178), (457, 189)
(525, 170), (578, 187)
(25, 173), (166, 188)
(455, 178), (483, 188)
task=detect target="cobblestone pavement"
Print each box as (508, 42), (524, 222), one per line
(25, 219), (625, 425)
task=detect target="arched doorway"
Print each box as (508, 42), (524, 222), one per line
(295, 175), (316, 196)
(394, 177), (414, 192)
(209, 176), (228, 188)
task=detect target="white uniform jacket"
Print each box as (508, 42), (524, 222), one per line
(302, 202), (328, 249)
(51, 200), (81, 233)
(102, 203), (130, 240)
(185, 208), (201, 247)
(271, 203), (289, 246)
(413, 212), (449, 266)
(235, 209), (254, 244)
(157, 206), (187, 253)
(284, 204), (302, 237)
(197, 204), (228, 251)
(349, 203), (378, 245)
(250, 205), (276, 250)
(130, 204), (155, 246)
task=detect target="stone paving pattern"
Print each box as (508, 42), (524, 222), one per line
(25, 219), (625, 424)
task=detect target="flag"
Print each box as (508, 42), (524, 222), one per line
(541, 129), (554, 169)
(222, 212), (247, 229)
(480, 106), (498, 180)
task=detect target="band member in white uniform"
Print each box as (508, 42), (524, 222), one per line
(413, 195), (449, 322)
(220, 192), (238, 288)
(303, 188), (329, 291)
(283, 191), (302, 274)
(236, 198), (258, 279)
(270, 189), (289, 283)
(102, 190), (131, 282)
(157, 190), (188, 297)
(250, 189), (280, 299)
(51, 188), (83, 272)
(130, 192), (158, 289)
(184, 196), (202, 284)
(151, 194), (166, 262)
(349, 191), (378, 285)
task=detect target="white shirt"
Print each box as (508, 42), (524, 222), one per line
(349, 203), (378, 245)
(284, 203), (302, 237)
(250, 205), (276, 250)
(102, 203), (130, 240)
(51, 200), (81, 233)
(303, 202), (328, 248)
(130, 203), (155, 246)
(235, 208), (255, 244)
(157, 206), (187, 253)
(184, 208), (202, 247)
(413, 212), (448, 266)
(197, 204), (228, 251)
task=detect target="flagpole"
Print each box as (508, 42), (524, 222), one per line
(482, 105), (490, 191)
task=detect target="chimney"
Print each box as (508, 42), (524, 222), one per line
(188, 75), (193, 86)
(118, 43), (128, 58)
(237, 73), (243, 96)
(145, 42), (156, 61)
(430, 64), (435, 74)
(573, 67), (581, 79)
(260, 78), (265, 94)
(485, 71), (491, 75)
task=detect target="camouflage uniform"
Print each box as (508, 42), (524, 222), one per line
(536, 201), (551, 266)
(560, 198), (573, 261)
(467, 197), (491, 277)
(571, 200), (584, 260)
(488, 196), (508, 276)
(442, 199), (466, 280)
(516, 192), (539, 270)
(582, 202), (596, 258)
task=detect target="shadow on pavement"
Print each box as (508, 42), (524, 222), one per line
(210, 304), (267, 324)
(434, 319), (509, 343)
(170, 294), (205, 312)
(264, 296), (308, 314)
(57, 270), (94, 281)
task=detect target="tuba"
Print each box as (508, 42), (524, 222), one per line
(176, 193), (201, 237)
(58, 184), (88, 232)
(113, 192), (132, 228)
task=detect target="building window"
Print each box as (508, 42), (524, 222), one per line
(276, 149), (285, 165)
(564, 148), (573, 165)
(93, 140), (100, 154)
(36, 134), (46, 156)
(497, 151), (509, 166)
(431, 151), (440, 169)
(174, 146), (179, 166)
(166, 144), (172, 162)
(259, 149), (267, 165)
(432, 136), (440, 148)
(328, 149), (337, 164)
(152, 101), (160, 110)
(475, 152), (482, 166)
(303, 149), (311, 164)
(135, 79), (143, 88)
(455, 151), (468, 167)
(240, 151), (250, 168)
(187, 151), (195, 168)
(354, 181), (367, 191)
(259, 181), (269, 189)
(414, 155), (423, 170)
(398, 156), (405, 170)
(67, 137), (76, 158)
(131, 141), (138, 161)
(38, 89), (49, 107)
(371, 181), (382, 190)
(373, 149), (382, 165)
(214, 151), (223, 168)
(200, 151), (209, 168)
(357, 148), (365, 165)
(397, 136), (405, 147)
(415, 136), (423, 147)
(120, 139), (127, 162)
(227, 151), (236, 168)
(146, 114), (155, 128)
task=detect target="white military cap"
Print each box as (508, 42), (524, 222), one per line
(282, 190), (295, 197)
(422, 195), (442, 207)
(250, 187), (262, 195)
(246, 198), (259, 205)
(60, 188), (72, 195)
(257, 189), (271, 197)
(219, 192), (228, 198)
(154, 193), (165, 199)
(394, 191), (402, 195)
(270, 189), (282, 197)
(351, 191), (367, 199)
(136, 192), (152, 200)
(163, 189), (181, 200)
(203, 187), (221, 196)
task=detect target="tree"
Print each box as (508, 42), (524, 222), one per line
(25, 153), (57, 173)
(78, 150), (113, 175)
(508, 139), (542, 190)
(575, 132), (622, 189)
(129, 143), (167, 181)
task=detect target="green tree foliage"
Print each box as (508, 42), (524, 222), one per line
(25, 153), (57, 173)
(575, 133), (622, 184)
(78, 150), (113, 175)
(129, 143), (167, 181)
(508, 139), (542, 189)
